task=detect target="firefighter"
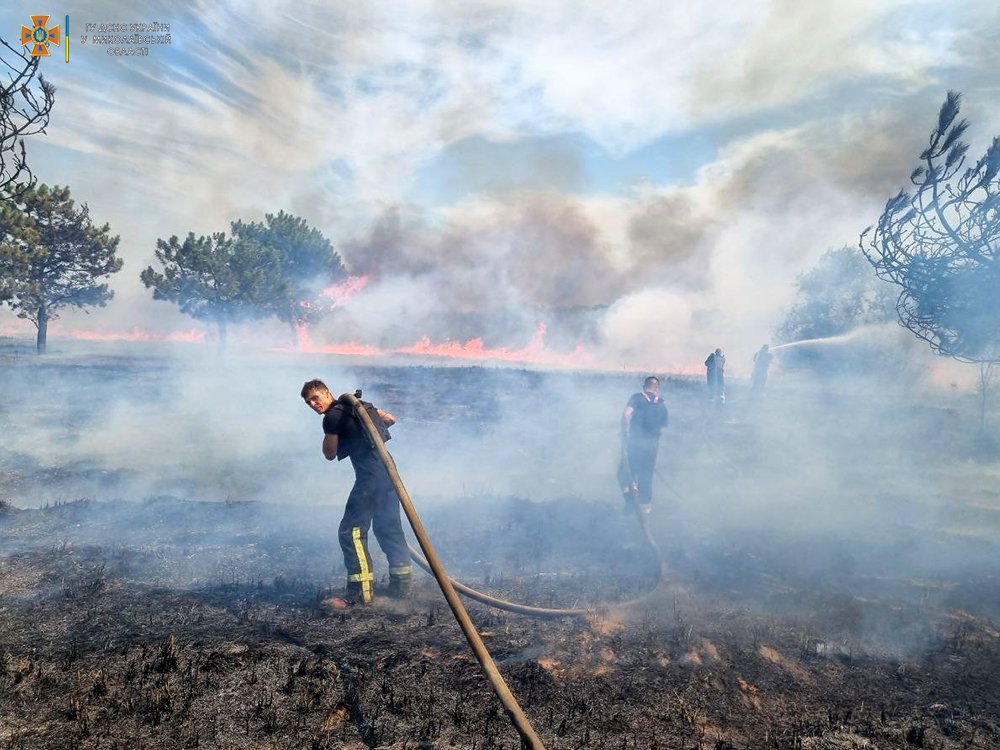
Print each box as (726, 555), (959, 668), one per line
(618, 375), (669, 512)
(705, 348), (726, 402)
(751, 344), (774, 395)
(301, 379), (412, 609)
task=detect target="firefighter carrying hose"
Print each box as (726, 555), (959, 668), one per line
(618, 375), (669, 513)
(301, 379), (412, 609)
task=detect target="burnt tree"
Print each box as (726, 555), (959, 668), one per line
(860, 91), (1000, 365)
(0, 35), (56, 198)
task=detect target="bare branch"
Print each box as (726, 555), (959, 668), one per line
(861, 92), (1000, 364)
(0, 35), (56, 198)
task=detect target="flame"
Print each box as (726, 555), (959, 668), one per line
(0, 317), (656, 372)
(0, 322), (205, 343)
(60, 327), (206, 343)
(294, 322), (593, 368)
(395, 324), (592, 368)
(296, 323), (311, 350)
(320, 275), (369, 308)
(0, 317), (712, 375)
(298, 278), (592, 368)
(295, 324), (379, 356)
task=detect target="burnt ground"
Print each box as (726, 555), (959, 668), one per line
(0, 495), (997, 750)
(1, 342), (999, 749)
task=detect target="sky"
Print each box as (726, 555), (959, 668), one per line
(2, 0), (1000, 375)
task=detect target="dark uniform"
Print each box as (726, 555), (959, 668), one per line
(705, 350), (725, 400)
(322, 402), (412, 603)
(751, 346), (773, 394)
(619, 391), (669, 507)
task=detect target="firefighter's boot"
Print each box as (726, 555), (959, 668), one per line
(386, 573), (412, 600)
(622, 482), (638, 513)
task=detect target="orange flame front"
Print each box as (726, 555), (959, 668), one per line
(320, 275), (369, 308)
(295, 322), (592, 368)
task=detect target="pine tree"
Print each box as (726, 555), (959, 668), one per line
(143, 213), (346, 350)
(778, 247), (896, 344)
(140, 232), (284, 351)
(230, 211), (346, 334)
(0, 184), (122, 352)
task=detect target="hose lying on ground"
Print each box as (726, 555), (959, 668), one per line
(404, 492), (670, 618)
(404, 543), (592, 618)
(354, 392), (672, 620)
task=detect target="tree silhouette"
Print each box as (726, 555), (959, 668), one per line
(1, 36), (56, 197)
(861, 91), (1000, 364)
(0, 184), (122, 352)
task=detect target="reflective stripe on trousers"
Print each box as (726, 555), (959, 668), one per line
(348, 526), (373, 602)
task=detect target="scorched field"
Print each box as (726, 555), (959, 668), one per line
(0, 340), (998, 749)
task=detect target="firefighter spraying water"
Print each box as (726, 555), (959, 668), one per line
(751, 343), (774, 395)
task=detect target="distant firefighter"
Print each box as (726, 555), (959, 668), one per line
(751, 344), (774, 395)
(705, 348), (726, 402)
(301, 379), (412, 610)
(618, 375), (669, 513)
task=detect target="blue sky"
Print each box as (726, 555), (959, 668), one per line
(2, 0), (999, 372)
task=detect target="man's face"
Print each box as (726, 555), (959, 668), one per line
(644, 379), (659, 396)
(303, 388), (334, 414)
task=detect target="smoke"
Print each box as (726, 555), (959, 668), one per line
(314, 112), (902, 372)
(6, 0), (995, 367)
(1, 325), (998, 658)
(2, 0), (1000, 659)
(342, 195), (627, 307)
(330, 196), (623, 350)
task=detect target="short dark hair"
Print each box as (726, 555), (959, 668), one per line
(643, 375), (660, 388)
(300, 378), (330, 399)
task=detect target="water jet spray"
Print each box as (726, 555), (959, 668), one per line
(771, 324), (893, 351)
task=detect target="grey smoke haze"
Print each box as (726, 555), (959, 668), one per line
(2, 334), (997, 661)
(342, 196), (624, 306)
(0, 336), (989, 523)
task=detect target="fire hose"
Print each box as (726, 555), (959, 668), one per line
(344, 392), (547, 749)
(402, 446), (673, 612)
(343, 392), (674, 750)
